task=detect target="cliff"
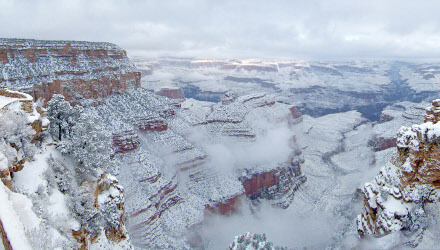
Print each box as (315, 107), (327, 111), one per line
(357, 99), (440, 246)
(0, 38), (140, 104)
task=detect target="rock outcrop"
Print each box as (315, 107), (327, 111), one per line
(73, 173), (132, 249)
(0, 88), (48, 188)
(198, 92), (306, 209)
(229, 232), (286, 250)
(0, 38), (140, 104)
(241, 163), (306, 208)
(357, 99), (440, 245)
(368, 136), (397, 151)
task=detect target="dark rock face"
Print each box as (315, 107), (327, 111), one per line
(0, 38), (140, 104)
(242, 171), (279, 196)
(240, 164), (306, 208)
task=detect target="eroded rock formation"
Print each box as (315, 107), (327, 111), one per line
(357, 99), (440, 245)
(0, 38), (140, 104)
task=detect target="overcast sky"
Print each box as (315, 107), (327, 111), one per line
(1, 0), (440, 60)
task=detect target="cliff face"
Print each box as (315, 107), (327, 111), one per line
(357, 99), (440, 245)
(0, 38), (140, 104)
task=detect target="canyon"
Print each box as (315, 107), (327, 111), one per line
(0, 39), (306, 249)
(1, 38), (440, 249)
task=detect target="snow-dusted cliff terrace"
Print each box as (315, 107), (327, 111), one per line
(0, 38), (140, 103)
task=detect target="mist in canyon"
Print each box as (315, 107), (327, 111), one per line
(2, 0), (440, 249)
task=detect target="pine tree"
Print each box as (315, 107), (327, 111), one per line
(70, 112), (113, 177)
(47, 94), (82, 141)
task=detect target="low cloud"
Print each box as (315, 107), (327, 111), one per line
(199, 201), (333, 249)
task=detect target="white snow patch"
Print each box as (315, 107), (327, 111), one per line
(0, 152), (7, 171)
(0, 182), (32, 249)
(13, 145), (57, 194)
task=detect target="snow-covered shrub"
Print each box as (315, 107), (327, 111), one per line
(69, 187), (94, 221)
(25, 222), (77, 249)
(0, 109), (36, 160)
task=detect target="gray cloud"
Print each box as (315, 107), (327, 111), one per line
(1, 0), (440, 59)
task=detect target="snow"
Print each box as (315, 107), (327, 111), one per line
(0, 152), (7, 171)
(48, 189), (69, 218)
(0, 89), (33, 110)
(9, 192), (41, 231)
(0, 96), (16, 110)
(13, 145), (57, 194)
(383, 197), (408, 217)
(0, 182), (32, 249)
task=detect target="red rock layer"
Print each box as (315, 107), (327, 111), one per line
(242, 171), (280, 196)
(136, 118), (168, 132)
(205, 196), (243, 215)
(156, 88), (185, 100)
(31, 71), (140, 105)
(0, 39), (141, 104)
(289, 106), (302, 119)
(113, 131), (140, 154)
(379, 113), (394, 123)
(0, 218), (12, 250)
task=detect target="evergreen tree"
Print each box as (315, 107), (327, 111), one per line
(70, 112), (112, 177)
(47, 94), (82, 141)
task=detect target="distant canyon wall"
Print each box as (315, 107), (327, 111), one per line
(0, 38), (140, 104)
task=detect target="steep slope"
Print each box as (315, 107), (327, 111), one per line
(0, 88), (132, 249)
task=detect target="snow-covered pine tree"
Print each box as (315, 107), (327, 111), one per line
(47, 94), (83, 141)
(70, 111), (113, 178)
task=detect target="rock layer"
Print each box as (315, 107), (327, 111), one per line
(0, 38), (140, 104)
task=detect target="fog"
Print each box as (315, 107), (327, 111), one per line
(200, 201), (333, 249)
(204, 125), (292, 175)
